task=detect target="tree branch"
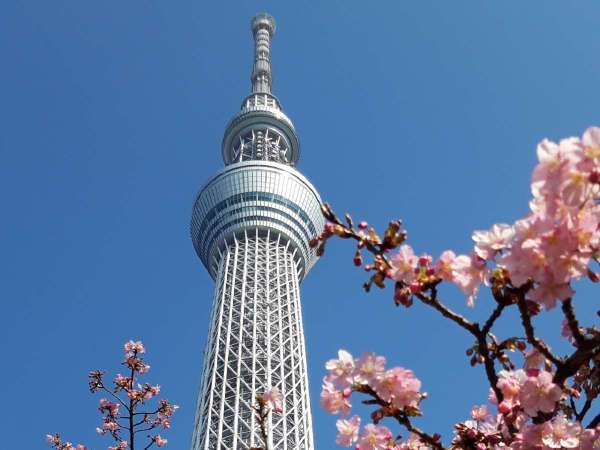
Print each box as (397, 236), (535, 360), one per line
(561, 298), (585, 347)
(516, 294), (562, 366)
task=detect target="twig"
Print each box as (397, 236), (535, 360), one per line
(414, 288), (479, 337)
(561, 299), (585, 347)
(355, 384), (446, 450)
(516, 294), (562, 366)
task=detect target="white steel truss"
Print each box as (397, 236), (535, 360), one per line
(191, 229), (315, 450)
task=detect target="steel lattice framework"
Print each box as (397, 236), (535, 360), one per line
(192, 230), (314, 449)
(190, 13), (323, 450)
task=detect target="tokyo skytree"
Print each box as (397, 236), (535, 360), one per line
(190, 13), (323, 450)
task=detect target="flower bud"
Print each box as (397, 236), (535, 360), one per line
(498, 401), (511, 414)
(358, 221), (368, 230)
(323, 223), (334, 237)
(409, 281), (421, 294)
(309, 237), (319, 248)
(589, 170), (600, 184)
(516, 341), (526, 351)
(418, 254), (432, 267)
(353, 250), (363, 267)
(466, 429), (477, 439)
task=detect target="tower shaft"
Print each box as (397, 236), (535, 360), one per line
(192, 230), (314, 450)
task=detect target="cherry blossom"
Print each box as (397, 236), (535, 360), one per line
(325, 349), (355, 388)
(153, 435), (168, 447)
(47, 340), (175, 450)
(373, 367), (421, 410)
(320, 378), (351, 415)
(541, 415), (580, 448)
(390, 245), (418, 283)
(354, 352), (386, 385)
(260, 386), (283, 413)
(316, 126), (600, 450)
(335, 415), (360, 447)
(124, 340), (145, 355)
(472, 223), (515, 260)
(356, 424), (393, 450)
(519, 370), (562, 417)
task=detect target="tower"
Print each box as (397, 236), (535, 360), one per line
(190, 13), (323, 450)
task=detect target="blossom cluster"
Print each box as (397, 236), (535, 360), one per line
(46, 434), (86, 450)
(47, 340), (177, 450)
(452, 404), (600, 449)
(321, 350), (424, 448)
(387, 127), (600, 309)
(259, 386), (284, 413)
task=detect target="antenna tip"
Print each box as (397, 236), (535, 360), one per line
(251, 13), (276, 35)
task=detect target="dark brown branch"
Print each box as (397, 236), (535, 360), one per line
(414, 288), (479, 337)
(482, 302), (506, 337)
(587, 413), (600, 429)
(355, 385), (445, 450)
(554, 335), (600, 385)
(561, 298), (585, 347)
(576, 398), (593, 422)
(516, 294), (562, 366)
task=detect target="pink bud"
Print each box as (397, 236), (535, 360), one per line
(418, 254), (432, 267)
(342, 388), (352, 398)
(358, 221), (368, 230)
(409, 281), (421, 294)
(526, 368), (540, 377)
(324, 223), (334, 236)
(498, 401), (511, 414)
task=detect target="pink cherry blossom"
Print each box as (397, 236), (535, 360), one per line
(373, 367), (421, 410)
(114, 374), (131, 390)
(449, 253), (485, 307)
(518, 370), (562, 417)
(153, 435), (168, 447)
(390, 245), (418, 283)
(108, 442), (127, 450)
(470, 404), (489, 422)
(356, 424), (393, 450)
(434, 250), (457, 281)
(580, 427), (600, 450)
(320, 378), (351, 415)
(325, 349), (355, 388)
(124, 340), (145, 355)
(261, 386), (283, 413)
(397, 433), (428, 450)
(541, 415), (580, 448)
(496, 369), (527, 403)
(336, 415), (360, 447)
(472, 223), (515, 260)
(523, 348), (546, 370)
(354, 352), (386, 385)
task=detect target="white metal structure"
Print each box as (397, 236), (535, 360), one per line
(190, 13), (323, 450)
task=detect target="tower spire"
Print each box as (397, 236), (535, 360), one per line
(251, 13), (276, 94)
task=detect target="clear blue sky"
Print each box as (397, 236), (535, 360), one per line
(1, 2), (599, 449)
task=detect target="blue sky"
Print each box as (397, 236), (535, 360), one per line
(1, 1), (599, 449)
